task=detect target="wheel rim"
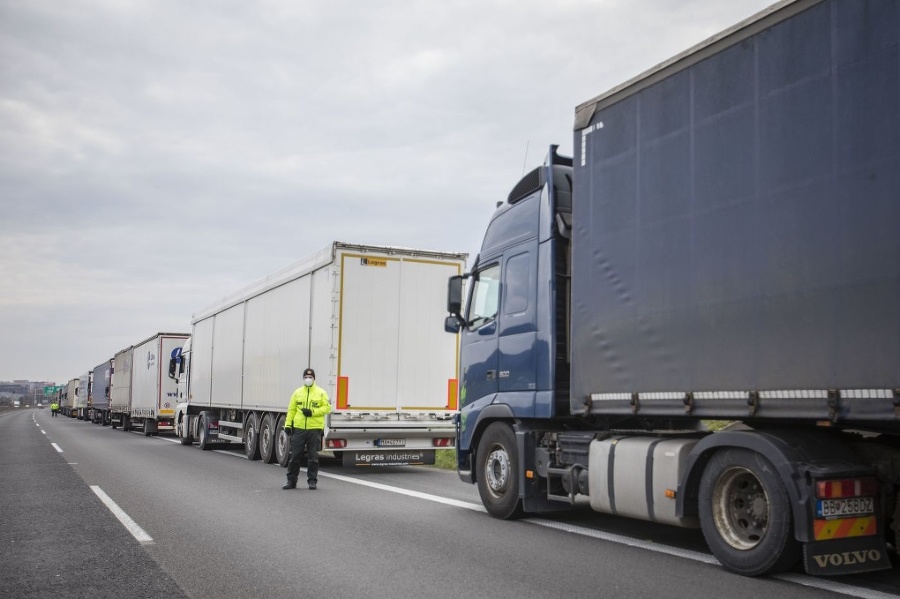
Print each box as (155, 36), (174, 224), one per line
(277, 431), (287, 458)
(261, 422), (271, 453)
(711, 466), (769, 550)
(484, 446), (511, 498)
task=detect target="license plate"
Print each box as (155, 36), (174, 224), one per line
(375, 438), (406, 447)
(816, 497), (874, 519)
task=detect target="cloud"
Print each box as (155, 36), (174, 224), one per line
(0, 0), (777, 381)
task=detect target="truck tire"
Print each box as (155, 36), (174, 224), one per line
(244, 413), (261, 460)
(698, 448), (800, 576)
(274, 415), (290, 467)
(259, 413), (276, 463)
(198, 415), (212, 451)
(178, 415), (193, 446)
(476, 422), (523, 519)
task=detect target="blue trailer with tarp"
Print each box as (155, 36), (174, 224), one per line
(446, 0), (899, 577)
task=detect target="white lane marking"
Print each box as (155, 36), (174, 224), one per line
(317, 470), (485, 512)
(527, 518), (718, 564)
(51, 443), (63, 452)
(156, 435), (247, 457)
(90, 486), (154, 545)
(142, 436), (893, 598)
(41, 430), (46, 435)
(774, 573), (900, 599)
(181, 439), (482, 509)
(525, 520), (889, 599)
(314, 472), (887, 597)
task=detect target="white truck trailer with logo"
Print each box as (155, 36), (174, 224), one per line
(111, 333), (189, 435)
(172, 241), (467, 467)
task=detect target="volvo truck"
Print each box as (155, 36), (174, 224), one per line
(446, 0), (900, 577)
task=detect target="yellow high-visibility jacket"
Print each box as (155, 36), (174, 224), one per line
(285, 384), (331, 430)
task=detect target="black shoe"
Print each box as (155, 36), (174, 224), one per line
(282, 483), (296, 490)
(308, 482), (317, 490)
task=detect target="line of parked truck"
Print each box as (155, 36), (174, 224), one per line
(55, 242), (467, 469)
(49, 0), (899, 581)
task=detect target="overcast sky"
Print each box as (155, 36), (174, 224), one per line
(1, 0), (776, 384)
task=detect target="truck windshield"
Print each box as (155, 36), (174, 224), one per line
(468, 264), (500, 328)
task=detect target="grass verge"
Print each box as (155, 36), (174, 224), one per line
(434, 449), (456, 471)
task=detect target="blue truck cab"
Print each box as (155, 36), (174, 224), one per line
(446, 147), (573, 484)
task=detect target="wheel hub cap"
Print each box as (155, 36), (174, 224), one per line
(486, 448), (510, 493)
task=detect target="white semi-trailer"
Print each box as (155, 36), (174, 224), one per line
(172, 241), (467, 467)
(110, 333), (189, 435)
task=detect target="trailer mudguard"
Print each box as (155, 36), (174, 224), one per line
(676, 428), (877, 543)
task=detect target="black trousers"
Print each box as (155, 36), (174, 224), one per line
(286, 429), (323, 485)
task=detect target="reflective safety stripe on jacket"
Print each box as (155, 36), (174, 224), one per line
(285, 384), (332, 430)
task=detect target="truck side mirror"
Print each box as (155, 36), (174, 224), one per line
(168, 357), (178, 380)
(444, 315), (461, 334)
(447, 275), (464, 315)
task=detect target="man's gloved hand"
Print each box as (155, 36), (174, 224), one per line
(284, 427), (293, 436)
(301, 408), (312, 417)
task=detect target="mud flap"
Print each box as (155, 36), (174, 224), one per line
(804, 537), (891, 575)
(518, 430), (569, 514)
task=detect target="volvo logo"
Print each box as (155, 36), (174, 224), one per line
(811, 549), (882, 568)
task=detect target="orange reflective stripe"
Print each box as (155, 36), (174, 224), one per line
(447, 379), (458, 410)
(814, 517), (877, 540)
(337, 376), (349, 409)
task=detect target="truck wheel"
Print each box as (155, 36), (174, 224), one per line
(274, 415), (290, 467)
(476, 422), (523, 519)
(259, 413), (276, 463)
(244, 413), (261, 460)
(698, 448), (800, 576)
(198, 415), (212, 451)
(178, 415), (194, 446)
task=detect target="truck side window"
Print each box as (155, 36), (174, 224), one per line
(504, 252), (529, 315)
(468, 263), (500, 329)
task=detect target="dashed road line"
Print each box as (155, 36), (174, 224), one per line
(90, 486), (154, 545)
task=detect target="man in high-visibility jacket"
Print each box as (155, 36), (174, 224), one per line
(50, 402), (59, 417)
(283, 368), (332, 490)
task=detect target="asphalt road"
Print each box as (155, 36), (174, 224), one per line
(3, 408), (899, 599)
